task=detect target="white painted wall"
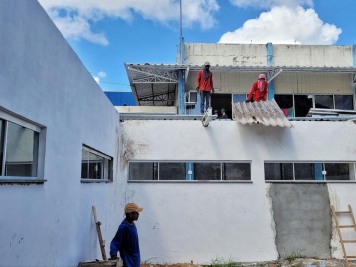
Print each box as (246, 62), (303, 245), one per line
(273, 45), (353, 67)
(184, 43), (268, 66)
(0, 1), (125, 266)
(120, 120), (356, 263)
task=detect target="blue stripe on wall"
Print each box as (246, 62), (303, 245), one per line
(267, 43), (274, 100)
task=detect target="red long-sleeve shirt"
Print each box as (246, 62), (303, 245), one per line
(196, 70), (214, 92)
(247, 81), (268, 101)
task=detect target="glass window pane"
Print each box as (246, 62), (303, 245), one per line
(294, 95), (313, 117)
(159, 162), (186, 180)
(5, 122), (39, 177)
(315, 95), (333, 109)
(335, 95), (354, 110)
(88, 152), (103, 179)
(223, 163), (250, 180)
(294, 163), (315, 180)
(81, 149), (89, 178)
(129, 162), (158, 180)
(325, 163), (350, 180)
(195, 163), (221, 180)
(265, 163), (293, 180)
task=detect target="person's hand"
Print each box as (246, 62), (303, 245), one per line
(211, 88), (214, 93)
(109, 256), (118, 260)
(245, 99), (250, 103)
(196, 87), (200, 92)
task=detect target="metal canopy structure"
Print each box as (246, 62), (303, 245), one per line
(125, 63), (356, 106)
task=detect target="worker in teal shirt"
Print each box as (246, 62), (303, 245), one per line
(109, 203), (143, 267)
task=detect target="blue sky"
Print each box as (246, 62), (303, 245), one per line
(38, 0), (355, 92)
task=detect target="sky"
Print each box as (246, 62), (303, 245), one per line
(38, 0), (356, 92)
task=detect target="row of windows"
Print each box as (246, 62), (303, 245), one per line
(129, 161), (356, 182)
(232, 94), (354, 118)
(129, 162), (251, 181)
(274, 94), (354, 117)
(0, 110), (113, 183)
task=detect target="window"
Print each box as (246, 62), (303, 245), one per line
(294, 95), (313, 117)
(275, 94), (354, 118)
(129, 161), (251, 181)
(0, 111), (42, 180)
(335, 95), (354, 110)
(315, 95), (334, 109)
(81, 145), (112, 182)
(265, 162), (356, 181)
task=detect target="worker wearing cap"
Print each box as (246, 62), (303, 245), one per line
(246, 73), (268, 103)
(196, 61), (214, 114)
(109, 203), (143, 267)
(219, 108), (228, 119)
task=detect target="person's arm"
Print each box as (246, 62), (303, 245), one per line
(246, 83), (256, 102)
(109, 226), (124, 259)
(196, 71), (201, 91)
(210, 72), (214, 93)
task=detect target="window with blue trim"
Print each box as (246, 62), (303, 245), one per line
(129, 161), (251, 181)
(265, 162), (355, 181)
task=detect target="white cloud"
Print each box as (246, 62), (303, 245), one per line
(92, 71), (107, 84)
(229, 0), (313, 9)
(219, 6), (341, 45)
(38, 0), (219, 45)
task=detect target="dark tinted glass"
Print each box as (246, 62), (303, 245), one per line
(265, 163), (293, 180)
(129, 162), (158, 180)
(315, 95), (333, 109)
(195, 162), (221, 180)
(159, 162), (186, 180)
(294, 95), (313, 117)
(335, 95), (353, 110)
(325, 163), (350, 180)
(224, 163), (251, 180)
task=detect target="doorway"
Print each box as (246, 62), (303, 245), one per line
(211, 94), (232, 119)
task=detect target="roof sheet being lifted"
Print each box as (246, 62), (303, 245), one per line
(232, 99), (293, 128)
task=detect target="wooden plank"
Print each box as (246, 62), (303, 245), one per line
(92, 206), (107, 261)
(348, 204), (356, 231)
(78, 260), (118, 267)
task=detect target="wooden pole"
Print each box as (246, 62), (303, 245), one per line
(92, 206), (107, 260)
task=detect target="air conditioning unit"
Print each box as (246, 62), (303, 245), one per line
(185, 90), (198, 106)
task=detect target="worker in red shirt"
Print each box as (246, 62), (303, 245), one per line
(196, 61), (214, 114)
(246, 73), (268, 103)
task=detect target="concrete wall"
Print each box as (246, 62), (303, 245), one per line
(273, 45), (353, 67)
(184, 43), (268, 66)
(120, 119), (356, 263)
(270, 184), (332, 259)
(0, 1), (123, 266)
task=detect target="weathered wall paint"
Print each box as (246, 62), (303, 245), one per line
(0, 1), (123, 266)
(120, 119), (356, 263)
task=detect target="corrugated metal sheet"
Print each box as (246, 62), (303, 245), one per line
(232, 99), (293, 128)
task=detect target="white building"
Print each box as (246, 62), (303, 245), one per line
(1, 1), (356, 267)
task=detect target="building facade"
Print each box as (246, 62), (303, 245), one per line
(1, 1), (356, 266)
